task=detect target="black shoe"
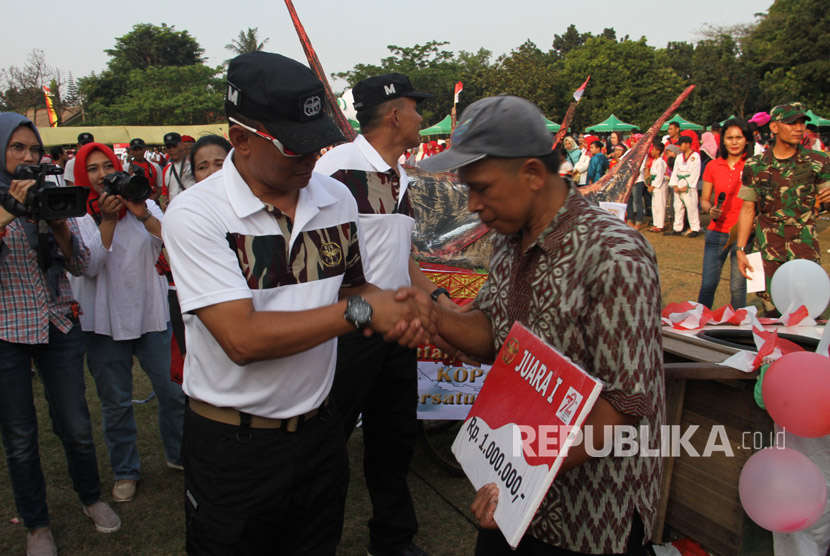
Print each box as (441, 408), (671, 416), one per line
(368, 543), (429, 556)
(663, 230), (682, 236)
(684, 230), (699, 238)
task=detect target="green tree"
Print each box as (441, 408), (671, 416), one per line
(557, 37), (686, 131)
(226, 28), (270, 57)
(106, 23), (204, 73)
(664, 41), (695, 82)
(79, 23), (210, 125)
(65, 72), (80, 106)
(685, 31), (761, 125)
(746, 0), (830, 113)
(333, 41), (491, 126)
(83, 65), (224, 125)
(479, 41), (562, 119)
(552, 24), (590, 58)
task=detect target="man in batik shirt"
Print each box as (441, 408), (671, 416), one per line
(414, 95), (665, 555)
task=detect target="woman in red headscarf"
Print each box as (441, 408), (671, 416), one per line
(70, 142), (185, 504)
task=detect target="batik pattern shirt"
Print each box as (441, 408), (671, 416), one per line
(474, 188), (665, 553)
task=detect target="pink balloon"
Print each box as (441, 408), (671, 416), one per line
(762, 351), (830, 437)
(739, 447), (827, 532)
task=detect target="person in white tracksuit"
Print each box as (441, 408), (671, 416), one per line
(668, 135), (701, 237)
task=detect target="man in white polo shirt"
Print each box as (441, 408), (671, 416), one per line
(316, 73), (450, 556)
(162, 52), (432, 555)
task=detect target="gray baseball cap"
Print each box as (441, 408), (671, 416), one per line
(419, 95), (554, 172)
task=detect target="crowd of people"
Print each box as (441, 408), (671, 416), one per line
(546, 110), (830, 313)
(1, 47), (829, 556)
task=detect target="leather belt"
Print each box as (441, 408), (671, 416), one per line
(189, 398), (328, 433)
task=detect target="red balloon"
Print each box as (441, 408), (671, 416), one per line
(739, 447), (828, 532)
(763, 352), (830, 437)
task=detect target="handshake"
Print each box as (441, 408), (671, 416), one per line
(361, 287), (440, 348)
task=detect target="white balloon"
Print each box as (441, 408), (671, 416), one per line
(770, 259), (830, 318)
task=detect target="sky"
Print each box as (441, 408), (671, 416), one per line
(3, 0), (772, 93)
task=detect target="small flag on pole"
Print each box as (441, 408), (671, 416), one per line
(573, 77), (590, 102)
(454, 81), (463, 105)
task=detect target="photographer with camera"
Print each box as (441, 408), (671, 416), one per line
(0, 113), (121, 556)
(126, 138), (163, 200)
(69, 142), (185, 506)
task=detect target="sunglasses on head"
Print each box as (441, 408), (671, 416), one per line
(228, 117), (303, 158)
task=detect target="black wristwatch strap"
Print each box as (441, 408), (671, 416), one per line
(431, 287), (450, 302)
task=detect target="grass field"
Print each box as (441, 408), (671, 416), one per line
(3, 214), (830, 555)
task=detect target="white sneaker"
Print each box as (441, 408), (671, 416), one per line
(83, 499), (121, 533)
(112, 479), (137, 502)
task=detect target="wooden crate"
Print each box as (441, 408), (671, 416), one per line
(657, 331), (774, 556)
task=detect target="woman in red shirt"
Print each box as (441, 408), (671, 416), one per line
(697, 118), (754, 308)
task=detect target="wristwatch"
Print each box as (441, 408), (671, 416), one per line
(136, 209), (152, 223)
(344, 296), (373, 329)
(430, 287), (450, 302)
(737, 246), (746, 252)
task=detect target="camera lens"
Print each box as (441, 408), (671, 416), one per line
(47, 193), (72, 212)
(123, 175), (152, 202)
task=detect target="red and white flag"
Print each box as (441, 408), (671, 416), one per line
(454, 81), (463, 105)
(573, 76), (590, 102)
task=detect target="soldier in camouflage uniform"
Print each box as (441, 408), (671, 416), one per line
(736, 102), (830, 314)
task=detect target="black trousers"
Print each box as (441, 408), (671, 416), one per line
(183, 403), (349, 555)
(169, 289), (186, 355)
(474, 512), (647, 556)
(331, 331), (419, 553)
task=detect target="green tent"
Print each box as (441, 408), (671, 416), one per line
(807, 110), (830, 128)
(719, 115), (738, 127)
(661, 114), (703, 131)
(420, 115), (452, 136)
(544, 117), (561, 132)
(585, 114), (638, 133)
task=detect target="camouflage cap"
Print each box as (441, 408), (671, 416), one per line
(769, 102), (809, 124)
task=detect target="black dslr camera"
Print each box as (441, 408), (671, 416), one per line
(102, 171), (153, 203)
(1, 164), (89, 220)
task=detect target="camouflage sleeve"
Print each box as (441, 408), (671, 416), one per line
(340, 221), (367, 288)
(818, 151), (830, 191)
(737, 163), (758, 202)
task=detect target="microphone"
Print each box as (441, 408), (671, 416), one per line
(712, 192), (726, 221)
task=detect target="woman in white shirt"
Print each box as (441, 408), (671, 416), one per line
(69, 142), (184, 504)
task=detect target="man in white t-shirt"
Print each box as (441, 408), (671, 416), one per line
(63, 131), (94, 185)
(316, 73), (450, 556)
(162, 51), (432, 555)
(160, 132), (196, 209)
